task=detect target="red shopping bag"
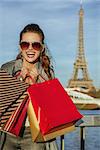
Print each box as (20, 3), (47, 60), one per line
(27, 78), (83, 141)
(3, 95), (29, 136)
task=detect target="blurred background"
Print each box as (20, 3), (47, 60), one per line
(0, 0), (100, 88)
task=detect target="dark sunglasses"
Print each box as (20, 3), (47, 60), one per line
(20, 41), (43, 51)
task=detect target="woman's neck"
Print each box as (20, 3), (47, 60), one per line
(22, 59), (37, 71)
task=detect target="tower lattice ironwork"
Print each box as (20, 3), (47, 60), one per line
(68, 4), (94, 89)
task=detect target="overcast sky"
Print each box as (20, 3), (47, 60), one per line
(0, 0), (100, 88)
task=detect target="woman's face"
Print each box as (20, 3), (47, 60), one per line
(20, 32), (43, 63)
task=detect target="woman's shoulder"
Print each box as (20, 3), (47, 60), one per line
(1, 60), (16, 75)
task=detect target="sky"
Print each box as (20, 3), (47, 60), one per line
(0, 0), (100, 88)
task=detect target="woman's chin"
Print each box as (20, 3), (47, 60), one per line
(25, 57), (36, 63)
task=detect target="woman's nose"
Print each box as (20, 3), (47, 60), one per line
(29, 43), (33, 50)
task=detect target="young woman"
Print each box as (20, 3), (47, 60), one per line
(0, 24), (58, 150)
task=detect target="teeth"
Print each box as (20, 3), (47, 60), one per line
(27, 53), (35, 55)
(26, 51), (35, 58)
(27, 53), (35, 58)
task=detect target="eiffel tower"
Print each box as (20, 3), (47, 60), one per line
(68, 2), (94, 89)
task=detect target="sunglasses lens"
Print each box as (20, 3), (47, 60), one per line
(20, 42), (29, 50)
(32, 42), (43, 51)
(20, 42), (43, 51)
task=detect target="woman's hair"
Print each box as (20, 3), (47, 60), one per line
(16, 23), (54, 79)
(19, 24), (44, 44)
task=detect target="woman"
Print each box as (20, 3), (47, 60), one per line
(0, 24), (58, 150)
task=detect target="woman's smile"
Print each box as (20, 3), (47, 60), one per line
(26, 51), (35, 58)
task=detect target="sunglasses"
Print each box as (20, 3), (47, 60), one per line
(20, 41), (43, 51)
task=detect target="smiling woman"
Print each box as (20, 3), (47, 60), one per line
(0, 24), (58, 150)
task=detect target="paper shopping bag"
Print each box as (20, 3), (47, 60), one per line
(3, 94), (29, 136)
(0, 70), (29, 137)
(27, 78), (83, 141)
(27, 100), (75, 142)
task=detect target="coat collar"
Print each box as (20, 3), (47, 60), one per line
(13, 59), (49, 81)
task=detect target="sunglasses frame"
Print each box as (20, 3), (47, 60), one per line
(20, 41), (44, 51)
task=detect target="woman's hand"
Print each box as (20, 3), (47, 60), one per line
(20, 67), (28, 80)
(20, 66), (39, 85)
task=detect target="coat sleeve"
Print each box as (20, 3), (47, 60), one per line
(1, 60), (15, 75)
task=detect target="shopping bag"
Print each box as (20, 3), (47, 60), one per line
(0, 69), (29, 136)
(3, 94), (29, 136)
(27, 78), (83, 142)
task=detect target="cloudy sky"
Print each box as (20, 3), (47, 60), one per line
(0, 0), (100, 88)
